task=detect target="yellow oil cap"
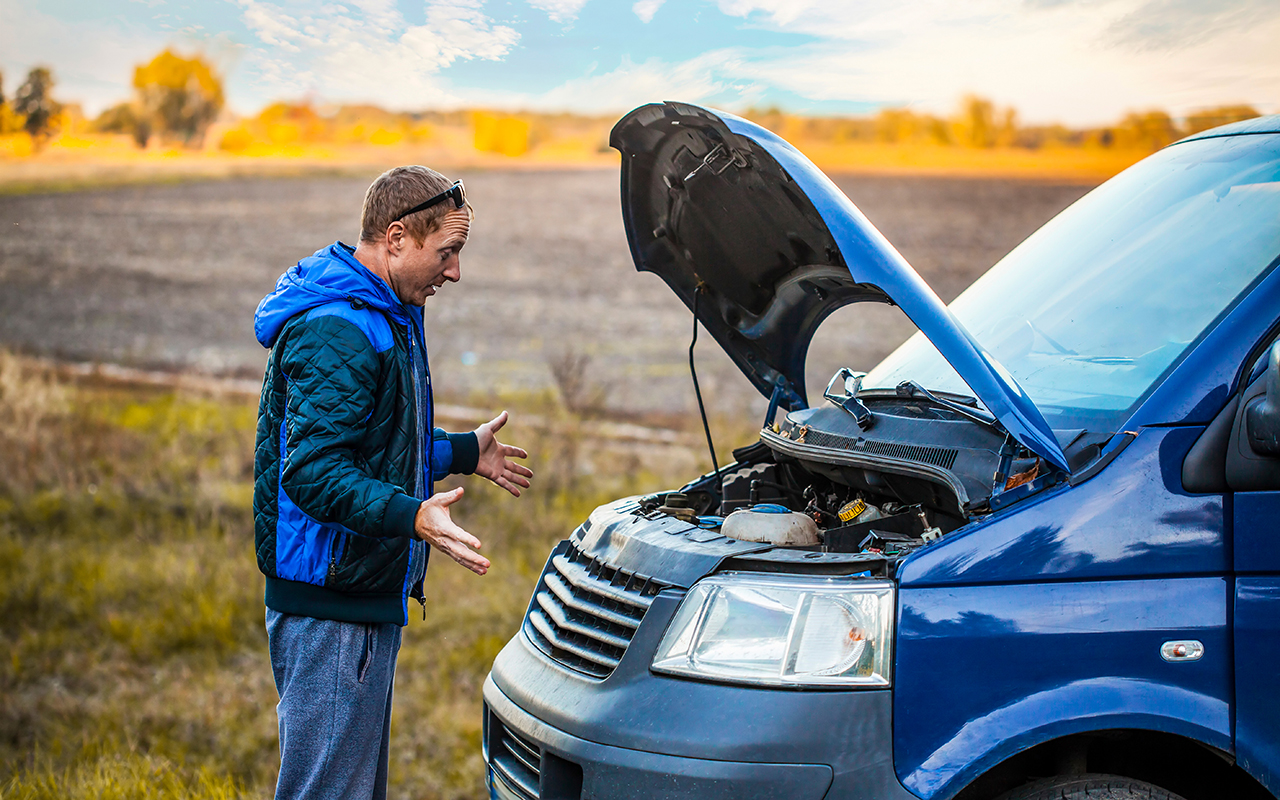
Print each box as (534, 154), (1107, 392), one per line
(838, 499), (867, 523)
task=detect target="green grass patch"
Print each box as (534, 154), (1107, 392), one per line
(0, 352), (693, 798)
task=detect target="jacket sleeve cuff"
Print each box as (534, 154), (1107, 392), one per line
(383, 492), (421, 539)
(447, 431), (480, 475)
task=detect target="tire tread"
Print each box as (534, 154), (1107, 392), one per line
(998, 774), (1184, 800)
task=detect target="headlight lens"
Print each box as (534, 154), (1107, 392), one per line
(651, 573), (894, 687)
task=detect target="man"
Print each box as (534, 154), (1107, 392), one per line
(252, 165), (532, 799)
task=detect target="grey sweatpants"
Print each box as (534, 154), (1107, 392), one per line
(266, 609), (403, 800)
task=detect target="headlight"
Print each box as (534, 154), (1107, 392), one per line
(651, 573), (894, 688)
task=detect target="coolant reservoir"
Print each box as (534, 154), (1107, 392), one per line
(721, 504), (820, 546)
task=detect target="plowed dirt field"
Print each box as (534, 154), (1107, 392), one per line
(0, 170), (1093, 416)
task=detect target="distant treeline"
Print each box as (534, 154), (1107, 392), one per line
(0, 48), (1265, 157)
(742, 96), (1262, 152)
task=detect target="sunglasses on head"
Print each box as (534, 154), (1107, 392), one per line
(392, 180), (466, 223)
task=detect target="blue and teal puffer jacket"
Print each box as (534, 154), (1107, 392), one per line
(252, 242), (478, 625)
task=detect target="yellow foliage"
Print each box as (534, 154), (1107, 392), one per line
(1111, 110), (1180, 151)
(257, 102), (327, 141)
(0, 132), (34, 158)
(1185, 104), (1260, 136)
(472, 111), (530, 156)
(218, 124), (254, 152)
(0, 102), (27, 135)
(132, 49), (224, 147)
(132, 50), (223, 102)
(368, 127), (403, 146)
(266, 122), (301, 145)
(51, 134), (94, 150)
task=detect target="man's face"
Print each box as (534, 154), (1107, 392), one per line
(388, 208), (470, 306)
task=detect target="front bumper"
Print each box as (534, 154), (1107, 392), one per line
(484, 591), (918, 800)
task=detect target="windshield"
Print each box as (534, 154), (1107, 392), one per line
(864, 133), (1280, 432)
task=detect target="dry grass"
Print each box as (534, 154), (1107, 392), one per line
(0, 351), (693, 799)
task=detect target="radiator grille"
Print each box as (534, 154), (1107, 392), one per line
(801, 429), (958, 470)
(490, 717), (540, 799)
(523, 543), (664, 679)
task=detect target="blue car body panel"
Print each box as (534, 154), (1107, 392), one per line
(1236, 492), (1280, 574)
(896, 427), (1225, 586)
(1234, 491), (1280, 795)
(892, 424), (1232, 797)
(894, 577), (1231, 798)
(1236, 577), (1280, 794)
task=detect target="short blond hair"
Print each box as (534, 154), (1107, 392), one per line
(359, 166), (471, 245)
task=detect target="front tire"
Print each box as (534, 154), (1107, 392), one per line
(997, 774), (1186, 800)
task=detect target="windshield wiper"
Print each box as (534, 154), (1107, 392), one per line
(824, 368), (875, 430)
(895, 381), (1004, 434)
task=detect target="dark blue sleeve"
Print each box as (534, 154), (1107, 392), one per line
(431, 428), (479, 480)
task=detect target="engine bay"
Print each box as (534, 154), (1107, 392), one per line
(628, 369), (1096, 562)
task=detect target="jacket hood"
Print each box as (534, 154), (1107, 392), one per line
(610, 101), (1070, 473)
(255, 242), (412, 348)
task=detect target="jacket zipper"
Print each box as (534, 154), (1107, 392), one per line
(405, 314), (431, 622)
(327, 531), (348, 583)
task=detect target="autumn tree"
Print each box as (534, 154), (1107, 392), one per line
(1185, 105), (1260, 136)
(949, 95), (1018, 148)
(0, 71), (19, 136)
(13, 67), (62, 145)
(93, 102), (150, 148)
(133, 49), (224, 147)
(1112, 111), (1179, 151)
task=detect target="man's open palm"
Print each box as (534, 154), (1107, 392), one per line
(474, 410), (533, 497)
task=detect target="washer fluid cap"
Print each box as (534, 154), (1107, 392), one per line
(750, 503), (792, 514)
(722, 506), (820, 546)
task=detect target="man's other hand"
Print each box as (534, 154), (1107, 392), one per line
(415, 487), (489, 575)
(474, 410), (533, 497)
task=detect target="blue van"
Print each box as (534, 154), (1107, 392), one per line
(483, 103), (1280, 800)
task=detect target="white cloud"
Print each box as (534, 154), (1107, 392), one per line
(0, 1), (172, 115)
(527, 0), (591, 24)
(711, 0), (1280, 124)
(1104, 0), (1279, 51)
(3, 0), (1276, 124)
(466, 50), (767, 113)
(231, 0), (519, 110)
(718, 0), (822, 27)
(633, 0), (665, 24)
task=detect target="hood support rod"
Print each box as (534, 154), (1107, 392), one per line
(690, 285), (721, 484)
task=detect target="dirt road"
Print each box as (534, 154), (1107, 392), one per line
(0, 169), (1092, 417)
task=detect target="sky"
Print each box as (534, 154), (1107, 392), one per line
(1, 0), (1277, 126)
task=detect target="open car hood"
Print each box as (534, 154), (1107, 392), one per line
(610, 101), (1069, 472)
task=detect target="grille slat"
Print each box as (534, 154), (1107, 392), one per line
(491, 719), (540, 799)
(491, 768), (536, 800)
(536, 591), (632, 649)
(544, 573), (641, 630)
(529, 610), (622, 671)
(551, 554), (655, 611)
(524, 543), (665, 679)
(502, 738), (540, 776)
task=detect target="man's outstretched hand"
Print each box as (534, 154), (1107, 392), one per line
(415, 487), (489, 575)
(473, 410), (533, 497)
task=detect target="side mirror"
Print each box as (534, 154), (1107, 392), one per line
(1246, 341), (1280, 456)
